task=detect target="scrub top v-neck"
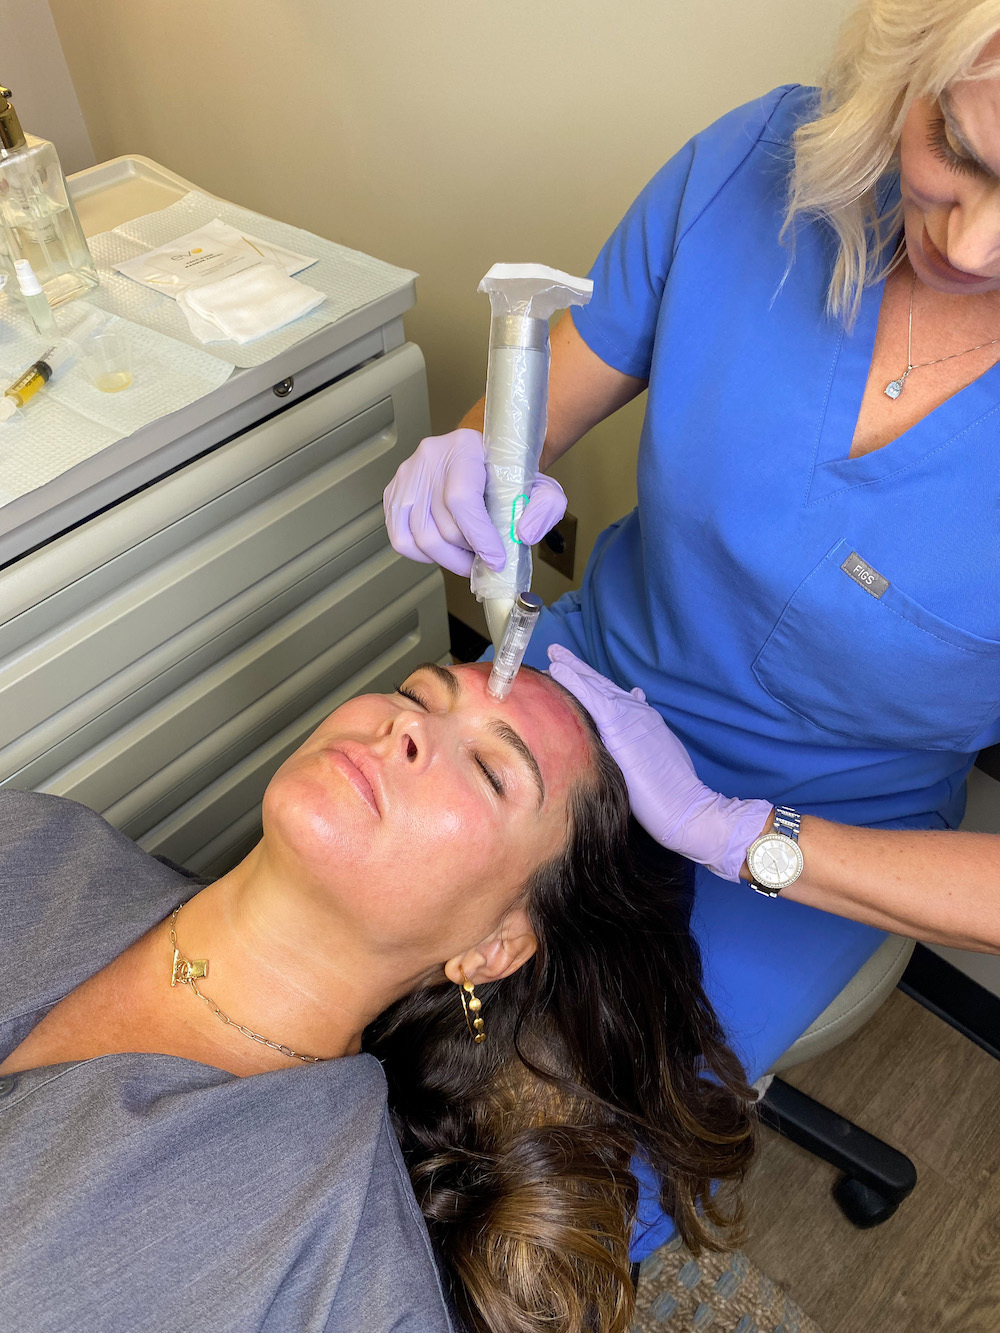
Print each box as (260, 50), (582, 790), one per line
(534, 83), (1000, 841)
(810, 264), (1000, 499)
(516, 87), (1000, 1200)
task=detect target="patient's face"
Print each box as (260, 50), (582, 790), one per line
(263, 663), (592, 964)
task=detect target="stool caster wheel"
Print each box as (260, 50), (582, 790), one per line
(833, 1176), (901, 1228)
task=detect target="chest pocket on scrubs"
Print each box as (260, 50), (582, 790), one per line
(752, 538), (1000, 751)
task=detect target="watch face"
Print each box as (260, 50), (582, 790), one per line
(749, 834), (804, 887)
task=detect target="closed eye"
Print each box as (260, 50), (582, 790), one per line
(474, 753), (505, 797)
(398, 682), (506, 797)
(396, 685), (427, 708)
(927, 114), (991, 180)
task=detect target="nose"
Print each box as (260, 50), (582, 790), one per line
(945, 194), (1000, 275)
(380, 707), (432, 772)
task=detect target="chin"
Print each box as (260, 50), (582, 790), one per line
(904, 214), (1000, 294)
(911, 256), (1000, 295)
(261, 765), (362, 877)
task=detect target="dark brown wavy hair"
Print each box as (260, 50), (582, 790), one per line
(365, 674), (756, 1333)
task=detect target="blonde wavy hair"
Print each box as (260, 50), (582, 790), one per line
(784, 0), (1000, 326)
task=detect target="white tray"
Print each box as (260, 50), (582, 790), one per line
(69, 155), (208, 237)
(64, 158), (417, 371)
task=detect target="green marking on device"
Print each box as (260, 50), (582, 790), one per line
(510, 494), (529, 544)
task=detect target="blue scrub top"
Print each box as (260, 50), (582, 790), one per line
(519, 85), (1000, 1259)
(557, 83), (1000, 834)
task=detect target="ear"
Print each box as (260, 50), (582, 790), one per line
(443, 905), (538, 987)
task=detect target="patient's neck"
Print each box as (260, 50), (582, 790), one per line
(167, 844), (427, 1074)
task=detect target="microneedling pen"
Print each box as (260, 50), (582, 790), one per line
(487, 592), (543, 701)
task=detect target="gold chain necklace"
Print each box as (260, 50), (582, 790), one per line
(884, 271), (1000, 400)
(168, 902), (323, 1064)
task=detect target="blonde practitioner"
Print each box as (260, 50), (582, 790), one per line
(385, 0), (1000, 1258)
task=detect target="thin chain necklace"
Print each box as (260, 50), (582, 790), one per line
(168, 902), (324, 1064)
(884, 271), (1000, 400)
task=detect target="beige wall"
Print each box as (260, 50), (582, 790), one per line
(1, 0), (95, 173)
(48, 0), (855, 622)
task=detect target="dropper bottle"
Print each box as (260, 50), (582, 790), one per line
(14, 259), (56, 335)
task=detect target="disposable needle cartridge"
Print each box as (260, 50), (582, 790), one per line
(486, 592), (543, 701)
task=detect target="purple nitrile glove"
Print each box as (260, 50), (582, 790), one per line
(514, 473), (568, 546)
(383, 428), (568, 578)
(547, 645), (773, 882)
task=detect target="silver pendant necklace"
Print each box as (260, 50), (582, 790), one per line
(884, 271), (1000, 399)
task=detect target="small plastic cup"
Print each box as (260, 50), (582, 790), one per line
(81, 327), (133, 393)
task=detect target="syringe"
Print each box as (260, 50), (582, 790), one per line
(486, 592), (543, 701)
(0, 309), (106, 423)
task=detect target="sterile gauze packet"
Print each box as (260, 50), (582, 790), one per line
(471, 263), (592, 648)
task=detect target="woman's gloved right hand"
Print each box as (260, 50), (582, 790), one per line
(383, 428), (568, 578)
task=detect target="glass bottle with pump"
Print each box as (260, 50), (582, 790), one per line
(0, 85), (98, 306)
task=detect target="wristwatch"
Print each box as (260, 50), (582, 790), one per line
(746, 806), (803, 898)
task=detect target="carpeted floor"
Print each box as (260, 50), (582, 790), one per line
(633, 1234), (824, 1333)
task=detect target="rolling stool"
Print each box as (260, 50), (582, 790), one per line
(626, 935), (919, 1293)
(758, 934), (918, 1228)
(759, 746), (1000, 1227)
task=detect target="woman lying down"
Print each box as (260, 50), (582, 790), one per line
(0, 661), (755, 1333)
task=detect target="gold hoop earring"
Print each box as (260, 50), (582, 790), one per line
(458, 968), (486, 1044)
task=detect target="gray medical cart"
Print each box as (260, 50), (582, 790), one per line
(0, 159), (448, 876)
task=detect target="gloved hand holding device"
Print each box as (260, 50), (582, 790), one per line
(382, 427), (568, 579)
(547, 644), (773, 882)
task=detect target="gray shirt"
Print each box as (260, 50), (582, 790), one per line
(0, 790), (455, 1333)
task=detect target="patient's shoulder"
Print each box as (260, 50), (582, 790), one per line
(0, 790), (188, 1023)
(0, 789), (155, 901)
(0, 789), (162, 878)
(0, 788), (104, 842)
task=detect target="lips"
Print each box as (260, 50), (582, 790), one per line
(327, 743), (381, 817)
(920, 225), (992, 286)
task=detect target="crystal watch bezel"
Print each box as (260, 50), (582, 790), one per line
(746, 830), (804, 893)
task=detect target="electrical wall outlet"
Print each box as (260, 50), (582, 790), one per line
(536, 511), (577, 580)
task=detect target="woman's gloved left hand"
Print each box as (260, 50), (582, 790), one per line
(547, 645), (773, 882)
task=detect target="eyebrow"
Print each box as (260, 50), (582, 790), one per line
(940, 91), (998, 179)
(416, 661), (461, 702)
(410, 663), (546, 807)
(486, 718), (546, 807)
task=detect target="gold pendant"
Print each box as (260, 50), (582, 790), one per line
(171, 948), (209, 987)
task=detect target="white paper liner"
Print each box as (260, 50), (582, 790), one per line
(0, 300), (233, 506)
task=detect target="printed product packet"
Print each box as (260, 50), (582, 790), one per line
(114, 218), (317, 296)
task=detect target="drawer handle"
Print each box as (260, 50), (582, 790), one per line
(273, 377), (295, 398)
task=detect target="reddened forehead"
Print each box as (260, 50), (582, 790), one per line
(452, 660), (587, 723)
(444, 662), (593, 789)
